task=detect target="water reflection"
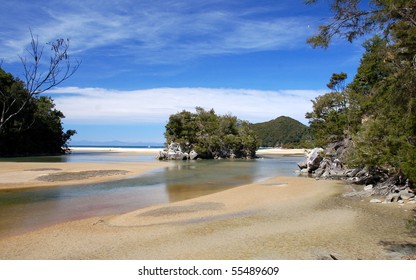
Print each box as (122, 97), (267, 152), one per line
(0, 155), (303, 238)
(0, 150), (156, 163)
(164, 160), (259, 202)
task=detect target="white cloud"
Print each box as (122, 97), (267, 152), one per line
(49, 86), (325, 125)
(0, 0), (312, 64)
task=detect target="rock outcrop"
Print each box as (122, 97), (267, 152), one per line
(156, 142), (198, 160)
(298, 139), (414, 202)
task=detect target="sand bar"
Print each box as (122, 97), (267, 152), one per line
(69, 147), (164, 155)
(0, 176), (415, 260)
(71, 146), (308, 156)
(257, 148), (308, 155)
(0, 161), (171, 190)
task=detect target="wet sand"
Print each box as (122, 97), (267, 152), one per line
(257, 148), (307, 155)
(0, 176), (415, 260)
(0, 161), (171, 190)
(0, 147), (304, 191)
(0, 148), (415, 259)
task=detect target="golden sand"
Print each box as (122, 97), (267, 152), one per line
(0, 175), (414, 260)
(0, 148), (414, 259)
(0, 161), (171, 190)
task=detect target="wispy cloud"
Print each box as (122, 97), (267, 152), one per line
(1, 0), (312, 64)
(49, 86), (325, 124)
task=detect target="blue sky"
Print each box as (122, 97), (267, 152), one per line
(0, 0), (365, 144)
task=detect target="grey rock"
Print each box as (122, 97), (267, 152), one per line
(399, 190), (415, 200)
(189, 150), (198, 160)
(364, 185), (374, 191)
(385, 193), (401, 203)
(300, 168), (309, 174)
(314, 167), (326, 177)
(297, 161), (307, 169)
(157, 142), (191, 160)
(370, 199), (382, 203)
(306, 148), (324, 173)
(345, 168), (361, 178)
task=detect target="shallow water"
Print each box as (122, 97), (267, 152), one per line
(0, 151), (304, 238)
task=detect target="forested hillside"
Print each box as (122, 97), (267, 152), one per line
(251, 116), (312, 148)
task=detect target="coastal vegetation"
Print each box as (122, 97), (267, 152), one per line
(305, 0), (416, 183)
(0, 68), (76, 156)
(251, 116), (312, 148)
(0, 33), (79, 156)
(164, 107), (259, 159)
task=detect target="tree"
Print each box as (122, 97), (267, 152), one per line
(0, 31), (80, 134)
(306, 73), (349, 146)
(327, 72), (348, 92)
(0, 67), (76, 156)
(306, 0), (416, 48)
(306, 0), (416, 182)
(164, 107), (259, 159)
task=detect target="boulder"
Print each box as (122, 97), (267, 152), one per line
(345, 168), (361, 178)
(399, 190), (415, 200)
(306, 148), (324, 173)
(297, 161), (307, 170)
(156, 150), (168, 160)
(157, 142), (193, 160)
(189, 150), (198, 160)
(364, 185), (373, 191)
(314, 158), (331, 177)
(385, 193), (401, 203)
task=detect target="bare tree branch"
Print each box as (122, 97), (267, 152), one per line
(0, 31), (80, 133)
(22, 31), (81, 96)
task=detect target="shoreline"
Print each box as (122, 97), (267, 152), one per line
(0, 161), (171, 190)
(1, 149), (415, 259)
(0, 147), (306, 191)
(69, 146), (308, 155)
(0, 175), (415, 259)
(69, 146), (164, 155)
(256, 148), (307, 155)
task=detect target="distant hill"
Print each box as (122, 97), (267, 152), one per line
(251, 116), (311, 148)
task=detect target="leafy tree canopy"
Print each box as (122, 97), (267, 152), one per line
(0, 67), (76, 156)
(164, 107), (259, 159)
(306, 0), (416, 48)
(305, 0), (416, 181)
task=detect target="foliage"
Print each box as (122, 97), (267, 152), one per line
(0, 67), (76, 156)
(306, 0), (416, 182)
(0, 32), (78, 156)
(164, 107), (259, 159)
(306, 73), (349, 146)
(0, 32), (80, 134)
(251, 116), (312, 148)
(305, 0), (416, 48)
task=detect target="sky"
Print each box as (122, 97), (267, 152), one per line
(0, 0), (365, 145)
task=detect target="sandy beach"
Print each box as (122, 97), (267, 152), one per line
(0, 161), (171, 190)
(0, 146), (303, 190)
(69, 147), (164, 155)
(0, 148), (415, 260)
(0, 174), (415, 259)
(256, 148), (307, 155)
